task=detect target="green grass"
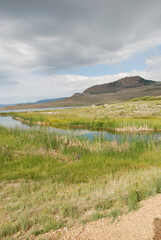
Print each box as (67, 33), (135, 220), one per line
(0, 100), (161, 239)
(0, 127), (159, 183)
(129, 96), (161, 101)
(5, 98), (161, 132)
(0, 125), (160, 239)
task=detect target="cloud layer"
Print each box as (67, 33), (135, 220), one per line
(0, 0), (161, 103)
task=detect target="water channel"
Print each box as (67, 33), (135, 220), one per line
(0, 116), (160, 143)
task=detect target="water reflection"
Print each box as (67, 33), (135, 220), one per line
(0, 116), (160, 143)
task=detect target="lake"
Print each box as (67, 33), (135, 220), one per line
(0, 106), (86, 113)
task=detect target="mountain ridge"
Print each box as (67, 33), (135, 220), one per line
(83, 76), (157, 94)
(0, 97), (67, 109)
(1, 76), (161, 110)
(34, 97), (67, 104)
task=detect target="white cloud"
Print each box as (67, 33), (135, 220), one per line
(146, 55), (161, 70)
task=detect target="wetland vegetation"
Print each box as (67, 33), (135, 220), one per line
(7, 97), (161, 132)
(0, 98), (161, 239)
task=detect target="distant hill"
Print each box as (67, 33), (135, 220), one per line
(83, 76), (157, 94)
(0, 104), (7, 108)
(0, 97), (67, 109)
(1, 76), (161, 110)
(33, 97), (67, 104)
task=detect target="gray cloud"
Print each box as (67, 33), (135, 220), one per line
(1, 0), (161, 72)
(0, 0), (161, 103)
(0, 71), (18, 86)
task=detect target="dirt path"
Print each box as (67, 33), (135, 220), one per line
(38, 194), (161, 240)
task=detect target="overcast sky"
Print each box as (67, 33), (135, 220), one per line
(0, 0), (161, 104)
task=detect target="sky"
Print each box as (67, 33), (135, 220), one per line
(0, 0), (161, 104)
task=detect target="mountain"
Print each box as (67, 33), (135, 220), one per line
(1, 76), (161, 110)
(0, 104), (7, 108)
(83, 76), (157, 94)
(0, 97), (67, 109)
(33, 97), (67, 104)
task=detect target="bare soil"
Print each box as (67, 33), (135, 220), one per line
(37, 194), (161, 240)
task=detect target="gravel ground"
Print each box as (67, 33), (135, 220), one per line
(37, 194), (161, 240)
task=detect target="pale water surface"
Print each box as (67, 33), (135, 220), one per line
(0, 106), (85, 113)
(0, 116), (160, 143)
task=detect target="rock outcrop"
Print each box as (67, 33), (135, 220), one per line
(83, 76), (157, 94)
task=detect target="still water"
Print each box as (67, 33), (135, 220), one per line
(0, 106), (85, 113)
(0, 116), (160, 143)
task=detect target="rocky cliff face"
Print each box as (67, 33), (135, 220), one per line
(83, 76), (156, 94)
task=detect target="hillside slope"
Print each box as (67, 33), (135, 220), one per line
(1, 76), (161, 110)
(83, 76), (157, 94)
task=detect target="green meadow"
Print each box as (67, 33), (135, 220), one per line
(0, 98), (161, 239)
(8, 97), (161, 131)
